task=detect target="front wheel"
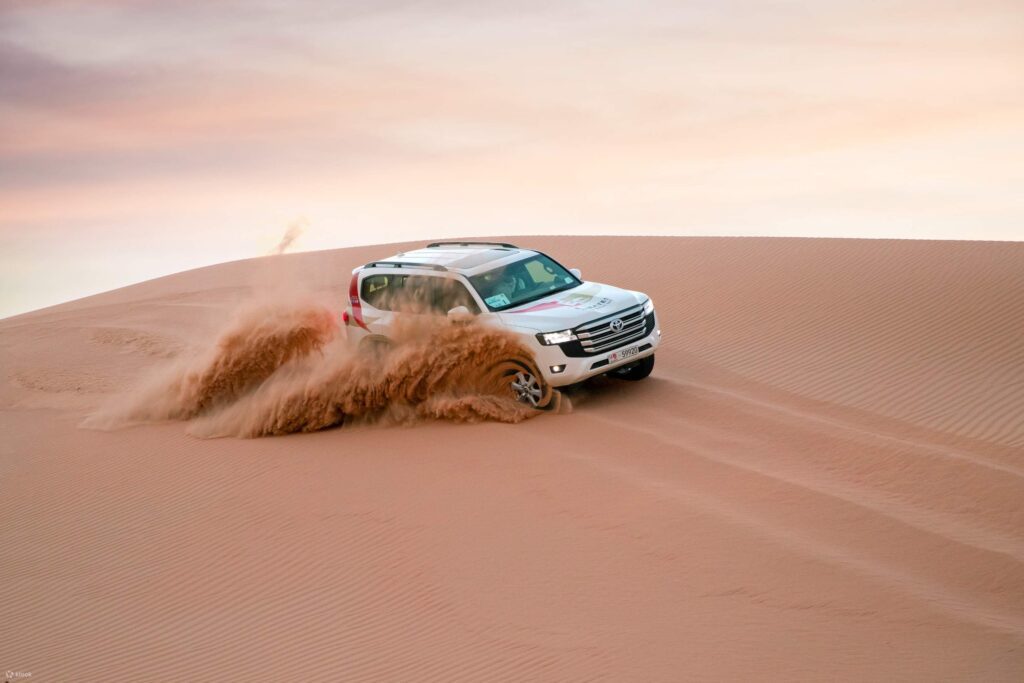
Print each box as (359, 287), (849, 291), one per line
(510, 369), (546, 407)
(484, 357), (555, 410)
(609, 354), (654, 381)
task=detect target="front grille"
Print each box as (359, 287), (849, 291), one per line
(558, 305), (654, 357)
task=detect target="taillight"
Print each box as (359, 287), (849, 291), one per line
(348, 271), (368, 331)
(341, 311), (350, 325)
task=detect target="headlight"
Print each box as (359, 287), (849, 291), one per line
(537, 329), (576, 345)
(643, 298), (655, 315)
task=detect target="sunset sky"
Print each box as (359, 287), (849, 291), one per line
(2, 0), (1022, 317)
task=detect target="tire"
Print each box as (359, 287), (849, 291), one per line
(609, 353), (654, 381)
(484, 356), (554, 409)
(358, 336), (392, 360)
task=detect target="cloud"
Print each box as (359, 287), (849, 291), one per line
(0, 41), (141, 106)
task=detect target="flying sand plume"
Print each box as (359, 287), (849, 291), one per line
(270, 219), (307, 256)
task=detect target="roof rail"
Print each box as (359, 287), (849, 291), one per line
(426, 241), (518, 249)
(363, 261), (448, 271)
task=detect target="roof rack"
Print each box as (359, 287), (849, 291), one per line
(363, 261), (448, 271)
(426, 241), (518, 249)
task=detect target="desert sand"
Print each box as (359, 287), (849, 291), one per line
(2, 236), (1023, 681)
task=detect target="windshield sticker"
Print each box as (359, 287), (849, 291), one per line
(485, 293), (510, 307)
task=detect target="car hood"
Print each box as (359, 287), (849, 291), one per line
(496, 282), (646, 332)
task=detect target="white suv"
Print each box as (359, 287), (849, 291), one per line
(342, 242), (661, 407)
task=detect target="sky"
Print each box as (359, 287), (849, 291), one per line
(1, 0), (1022, 317)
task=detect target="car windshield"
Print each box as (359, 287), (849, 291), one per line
(468, 253), (581, 311)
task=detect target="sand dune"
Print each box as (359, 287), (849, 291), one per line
(1, 236), (1022, 681)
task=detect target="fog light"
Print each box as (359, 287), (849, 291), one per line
(656, 328), (661, 336)
(550, 364), (566, 374)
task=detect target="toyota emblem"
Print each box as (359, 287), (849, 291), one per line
(609, 318), (624, 332)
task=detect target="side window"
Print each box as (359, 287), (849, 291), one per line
(434, 278), (480, 314)
(398, 275), (436, 312)
(361, 274), (479, 314)
(361, 273), (429, 311)
(361, 274), (401, 310)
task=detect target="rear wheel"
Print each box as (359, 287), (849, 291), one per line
(609, 353), (654, 381)
(358, 336), (392, 361)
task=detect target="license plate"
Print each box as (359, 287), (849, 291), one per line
(608, 345), (639, 363)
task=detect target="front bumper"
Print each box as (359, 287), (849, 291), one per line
(530, 312), (661, 387)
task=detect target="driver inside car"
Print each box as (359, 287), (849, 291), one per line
(483, 269), (520, 301)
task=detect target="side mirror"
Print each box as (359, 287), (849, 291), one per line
(447, 305), (473, 323)
(570, 268), (582, 280)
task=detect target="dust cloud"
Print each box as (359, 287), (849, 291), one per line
(85, 301), (550, 437)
